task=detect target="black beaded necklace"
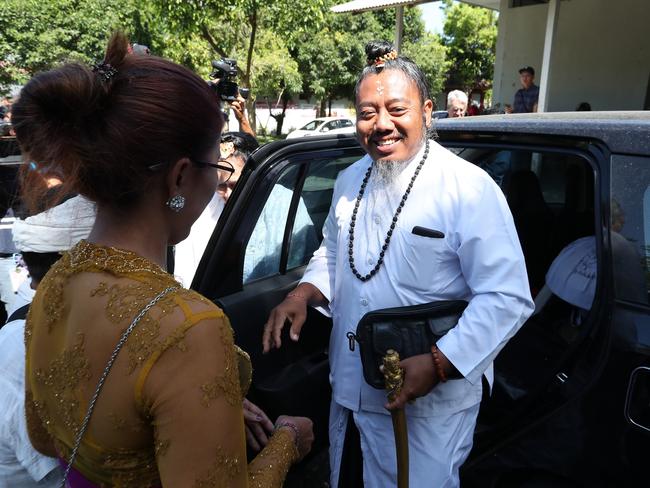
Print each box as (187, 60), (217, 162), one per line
(348, 140), (430, 281)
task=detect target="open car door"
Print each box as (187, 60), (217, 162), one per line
(192, 135), (364, 465)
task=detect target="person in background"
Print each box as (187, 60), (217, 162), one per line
(0, 195), (95, 487)
(262, 40), (533, 487)
(576, 102), (592, 111)
(13, 32), (312, 487)
(174, 131), (258, 287)
(176, 129), (318, 286)
(446, 90), (468, 118)
(507, 66), (539, 113)
(467, 101), (480, 116)
(230, 95), (256, 138)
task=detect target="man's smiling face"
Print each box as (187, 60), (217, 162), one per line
(355, 70), (432, 163)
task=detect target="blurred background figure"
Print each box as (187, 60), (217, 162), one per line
(506, 66), (539, 113)
(576, 102), (592, 111)
(447, 90), (468, 118)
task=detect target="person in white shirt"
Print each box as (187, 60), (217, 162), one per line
(0, 195), (95, 487)
(262, 41), (534, 487)
(175, 131), (317, 286)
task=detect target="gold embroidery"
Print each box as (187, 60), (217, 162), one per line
(200, 324), (241, 407)
(193, 447), (243, 487)
(248, 429), (298, 487)
(34, 333), (91, 436)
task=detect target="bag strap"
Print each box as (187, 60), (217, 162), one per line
(59, 285), (179, 488)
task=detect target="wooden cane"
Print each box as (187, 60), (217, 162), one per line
(382, 349), (409, 488)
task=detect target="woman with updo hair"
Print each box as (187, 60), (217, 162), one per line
(12, 32), (313, 487)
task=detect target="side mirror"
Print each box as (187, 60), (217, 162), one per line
(320, 127), (330, 132)
(625, 366), (650, 435)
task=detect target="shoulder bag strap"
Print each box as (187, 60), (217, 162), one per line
(59, 285), (179, 488)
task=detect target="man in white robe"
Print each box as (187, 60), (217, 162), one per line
(262, 41), (534, 487)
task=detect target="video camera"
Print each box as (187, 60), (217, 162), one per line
(209, 58), (250, 102)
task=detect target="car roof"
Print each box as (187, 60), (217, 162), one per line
(434, 111), (650, 156)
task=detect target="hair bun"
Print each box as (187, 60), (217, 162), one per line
(102, 32), (130, 72)
(365, 40), (396, 66)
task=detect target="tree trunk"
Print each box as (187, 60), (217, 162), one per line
(275, 97), (289, 136)
(319, 99), (326, 118)
(244, 6), (258, 132)
(328, 98), (332, 117)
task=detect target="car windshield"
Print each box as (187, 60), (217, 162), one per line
(300, 120), (324, 131)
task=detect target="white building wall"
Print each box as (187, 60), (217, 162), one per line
(493, 0), (650, 111)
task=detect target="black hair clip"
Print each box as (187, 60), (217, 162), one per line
(92, 62), (118, 82)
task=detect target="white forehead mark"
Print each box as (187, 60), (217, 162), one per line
(376, 80), (384, 96)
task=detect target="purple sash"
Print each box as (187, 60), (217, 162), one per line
(57, 458), (162, 488)
(57, 458), (98, 488)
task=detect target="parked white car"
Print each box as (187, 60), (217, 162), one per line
(285, 117), (356, 139)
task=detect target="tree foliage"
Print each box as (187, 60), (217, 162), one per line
(294, 6), (448, 116)
(441, 0), (497, 91)
(1, 0), (453, 131)
(0, 0), (140, 93)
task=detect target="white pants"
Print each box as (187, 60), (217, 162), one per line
(329, 401), (480, 488)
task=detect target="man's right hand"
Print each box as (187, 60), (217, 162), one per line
(262, 293), (308, 353)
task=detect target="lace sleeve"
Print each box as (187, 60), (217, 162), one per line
(142, 307), (296, 487)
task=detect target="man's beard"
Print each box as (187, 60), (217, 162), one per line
(370, 126), (428, 191)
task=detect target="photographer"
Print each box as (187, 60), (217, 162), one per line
(229, 94), (256, 138)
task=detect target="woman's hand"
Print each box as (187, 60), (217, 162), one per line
(242, 398), (274, 452)
(275, 415), (314, 462)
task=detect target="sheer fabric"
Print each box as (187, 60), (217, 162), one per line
(25, 240), (297, 487)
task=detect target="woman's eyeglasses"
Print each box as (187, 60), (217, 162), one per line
(148, 158), (235, 184)
(192, 158), (235, 183)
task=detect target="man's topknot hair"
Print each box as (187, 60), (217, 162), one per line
(354, 40), (431, 105)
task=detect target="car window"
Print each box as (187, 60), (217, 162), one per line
(457, 147), (595, 291)
(242, 165), (302, 283)
(300, 120), (320, 131)
(321, 121), (338, 131)
(452, 145), (600, 416)
(340, 119), (353, 128)
(242, 153), (360, 283)
(610, 155), (650, 305)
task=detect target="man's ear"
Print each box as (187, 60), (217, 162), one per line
(423, 99), (434, 128)
(165, 158), (192, 198)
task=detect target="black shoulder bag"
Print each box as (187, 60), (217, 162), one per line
(349, 300), (468, 389)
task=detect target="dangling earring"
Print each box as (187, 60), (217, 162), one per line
(166, 195), (185, 212)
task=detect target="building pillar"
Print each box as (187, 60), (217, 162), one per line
(538, 0), (560, 112)
(395, 6), (404, 54)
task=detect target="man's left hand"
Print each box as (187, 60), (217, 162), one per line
(384, 353), (437, 411)
(242, 398), (274, 451)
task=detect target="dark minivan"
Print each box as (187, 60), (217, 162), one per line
(192, 112), (650, 487)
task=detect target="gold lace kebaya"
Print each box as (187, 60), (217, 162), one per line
(25, 240), (297, 487)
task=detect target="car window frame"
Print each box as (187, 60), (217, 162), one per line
(193, 137), (366, 300)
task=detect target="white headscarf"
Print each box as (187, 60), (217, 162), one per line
(12, 196), (96, 253)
